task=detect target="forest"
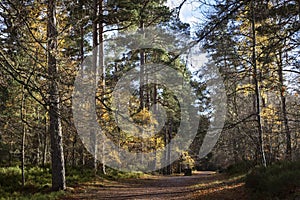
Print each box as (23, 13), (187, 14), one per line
(0, 0), (299, 199)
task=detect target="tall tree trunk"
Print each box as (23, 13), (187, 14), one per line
(278, 50), (292, 160)
(36, 108), (41, 165)
(81, 147), (85, 166)
(79, 0), (85, 168)
(42, 112), (48, 168)
(21, 86), (26, 187)
(251, 0), (266, 167)
(163, 126), (168, 175)
(153, 80), (158, 170)
(47, 0), (66, 191)
(91, 0), (98, 173)
(80, 0), (84, 65)
(72, 135), (76, 166)
(139, 20), (145, 110)
(139, 20), (145, 164)
(98, 0), (106, 175)
(167, 119), (173, 175)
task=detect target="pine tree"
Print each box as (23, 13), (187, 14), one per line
(47, 0), (66, 191)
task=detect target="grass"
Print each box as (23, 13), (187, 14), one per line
(102, 167), (143, 180)
(0, 165), (144, 199)
(0, 166), (64, 199)
(0, 191), (65, 200)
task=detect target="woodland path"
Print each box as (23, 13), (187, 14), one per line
(62, 171), (247, 200)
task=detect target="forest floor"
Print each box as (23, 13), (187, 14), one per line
(62, 171), (248, 200)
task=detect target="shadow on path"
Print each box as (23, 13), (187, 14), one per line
(62, 171), (247, 200)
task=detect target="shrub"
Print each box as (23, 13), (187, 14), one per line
(245, 160), (300, 199)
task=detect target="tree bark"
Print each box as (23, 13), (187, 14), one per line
(153, 79), (158, 170)
(91, 0), (98, 173)
(47, 0), (66, 191)
(167, 119), (173, 175)
(79, 0), (84, 168)
(251, 0), (266, 167)
(42, 112), (48, 168)
(139, 20), (145, 110)
(98, 0), (106, 175)
(278, 50), (292, 160)
(21, 86), (26, 187)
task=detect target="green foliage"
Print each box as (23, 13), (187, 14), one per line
(0, 85), (9, 110)
(25, 167), (52, 187)
(103, 167), (143, 180)
(0, 166), (54, 198)
(0, 191), (65, 200)
(65, 166), (95, 185)
(0, 166), (22, 191)
(0, 142), (10, 165)
(0, 165), (144, 198)
(245, 161), (300, 199)
(225, 160), (254, 175)
(0, 166), (94, 199)
(181, 151), (195, 169)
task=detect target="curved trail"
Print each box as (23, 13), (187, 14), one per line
(63, 171), (247, 200)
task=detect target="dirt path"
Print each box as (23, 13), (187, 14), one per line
(63, 171), (247, 200)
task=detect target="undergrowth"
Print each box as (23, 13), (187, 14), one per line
(245, 160), (300, 199)
(0, 165), (143, 199)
